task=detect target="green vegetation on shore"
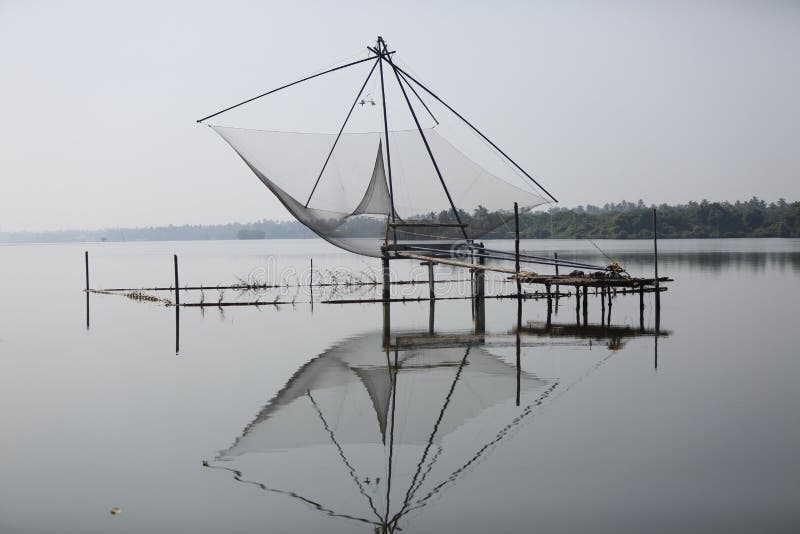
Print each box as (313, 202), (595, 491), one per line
(1, 198), (797, 243)
(510, 198), (800, 239)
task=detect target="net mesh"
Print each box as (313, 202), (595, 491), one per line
(208, 54), (551, 257)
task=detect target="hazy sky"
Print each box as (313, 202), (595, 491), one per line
(1, 0), (798, 232)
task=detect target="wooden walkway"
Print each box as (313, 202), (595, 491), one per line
(395, 251), (673, 290)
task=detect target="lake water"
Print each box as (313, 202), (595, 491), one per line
(0, 238), (798, 533)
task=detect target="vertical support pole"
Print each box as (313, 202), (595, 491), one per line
(175, 304), (180, 354)
(545, 283), (552, 328)
(387, 52), (467, 239)
(84, 250), (90, 330)
(382, 246), (390, 303)
(428, 300), (435, 335)
(174, 254), (180, 355)
(554, 251), (559, 298)
(575, 285), (580, 325)
(84, 251), (90, 291)
(514, 202), (521, 297)
(473, 245), (485, 334)
(377, 38), (397, 245)
(607, 285), (613, 323)
(582, 284), (588, 326)
(173, 254), (180, 307)
(653, 207), (660, 320)
(427, 262), (435, 300)
(309, 258), (314, 311)
(601, 285), (606, 326)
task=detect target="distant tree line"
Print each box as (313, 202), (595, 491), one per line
(505, 198), (800, 239)
(1, 198), (797, 243)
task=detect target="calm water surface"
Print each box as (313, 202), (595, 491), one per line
(0, 238), (798, 533)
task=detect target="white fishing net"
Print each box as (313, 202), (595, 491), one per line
(207, 53), (552, 256)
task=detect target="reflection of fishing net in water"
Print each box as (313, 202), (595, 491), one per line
(203, 42), (554, 257)
(210, 331), (556, 529)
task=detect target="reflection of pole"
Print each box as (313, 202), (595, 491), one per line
(382, 301), (391, 350)
(639, 284), (645, 330)
(385, 345), (398, 526)
(85, 292), (90, 331)
(516, 297), (522, 407)
(428, 301), (435, 335)
(654, 328), (659, 371)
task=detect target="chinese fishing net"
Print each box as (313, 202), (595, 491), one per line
(204, 50), (553, 257)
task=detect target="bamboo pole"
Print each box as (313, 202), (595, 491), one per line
(545, 283), (552, 328)
(653, 207), (661, 317)
(582, 284), (588, 326)
(427, 262), (435, 300)
(554, 252), (559, 297)
(601, 286), (606, 326)
(382, 246), (390, 302)
(84, 251), (90, 291)
(514, 202), (521, 297)
(173, 255), (179, 307)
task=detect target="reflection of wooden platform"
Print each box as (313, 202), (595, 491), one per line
(390, 321), (668, 351)
(518, 322), (670, 339)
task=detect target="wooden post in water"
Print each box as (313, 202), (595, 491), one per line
(653, 207), (660, 316)
(575, 286), (580, 324)
(554, 252), (559, 299)
(382, 245), (390, 303)
(600, 286), (606, 326)
(84, 251), (90, 291)
(173, 254), (180, 307)
(173, 254), (180, 354)
(582, 284), (588, 326)
(473, 244), (486, 334)
(427, 262), (435, 300)
(514, 202), (521, 297)
(545, 283), (552, 328)
(607, 285), (612, 323)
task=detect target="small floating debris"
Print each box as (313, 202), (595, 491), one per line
(110, 507), (121, 515)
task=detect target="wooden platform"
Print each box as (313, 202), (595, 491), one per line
(395, 251), (673, 290)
